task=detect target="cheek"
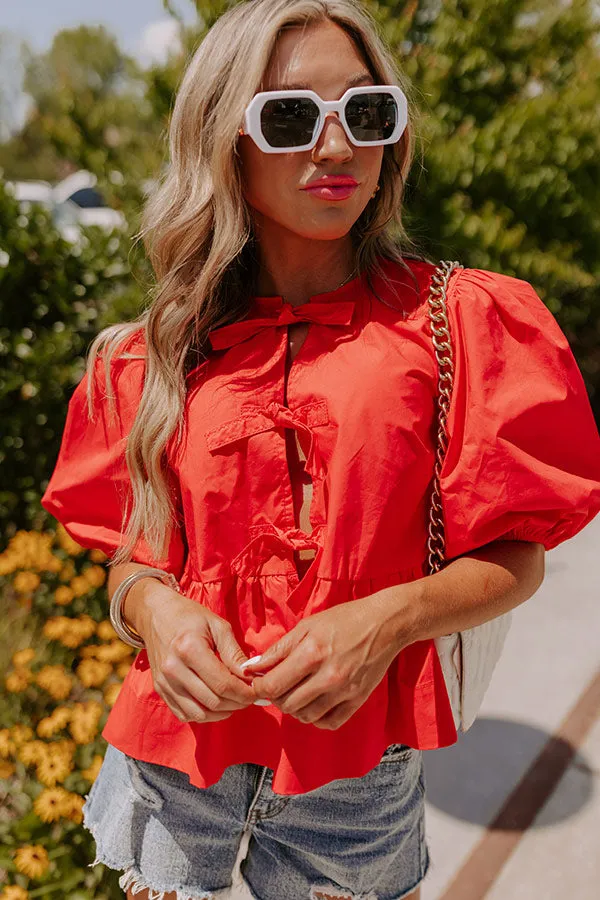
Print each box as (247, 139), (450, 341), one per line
(240, 144), (297, 216)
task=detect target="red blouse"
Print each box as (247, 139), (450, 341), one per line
(41, 257), (600, 795)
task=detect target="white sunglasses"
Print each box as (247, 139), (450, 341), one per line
(239, 84), (407, 153)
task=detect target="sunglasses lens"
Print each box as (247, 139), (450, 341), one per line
(260, 97), (319, 148)
(345, 91), (398, 142)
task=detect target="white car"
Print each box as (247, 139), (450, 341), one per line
(6, 170), (126, 241)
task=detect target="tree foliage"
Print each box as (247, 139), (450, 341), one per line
(1, 0), (599, 544)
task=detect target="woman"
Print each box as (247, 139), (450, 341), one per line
(41, 0), (600, 898)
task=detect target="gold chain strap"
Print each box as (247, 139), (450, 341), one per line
(426, 260), (463, 575)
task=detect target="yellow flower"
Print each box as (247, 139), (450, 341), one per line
(95, 640), (134, 664)
(42, 615), (95, 649)
(116, 660), (132, 679)
(12, 648), (35, 667)
(70, 575), (91, 598)
(81, 753), (103, 783)
(47, 738), (75, 760)
(18, 740), (48, 767)
(45, 555), (62, 574)
(68, 700), (103, 744)
(76, 659), (112, 688)
(56, 527), (83, 557)
(96, 619), (117, 641)
(13, 571), (41, 594)
(0, 760), (15, 778)
(5, 668), (32, 693)
(58, 557), (77, 580)
(1, 885), (30, 899)
(36, 753), (73, 787)
(83, 565), (107, 589)
(63, 792), (85, 823)
(103, 682), (122, 707)
(33, 786), (72, 823)
(36, 707), (70, 738)
(10, 725), (34, 745)
(13, 844), (50, 879)
(35, 665), (73, 701)
(53, 585), (74, 606)
(89, 548), (108, 563)
(0, 729), (16, 758)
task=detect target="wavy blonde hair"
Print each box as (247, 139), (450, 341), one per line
(84, 0), (434, 569)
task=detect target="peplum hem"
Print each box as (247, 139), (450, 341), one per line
(102, 568), (458, 796)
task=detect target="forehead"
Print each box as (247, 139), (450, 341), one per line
(261, 20), (373, 93)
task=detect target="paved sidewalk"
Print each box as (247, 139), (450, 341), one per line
(421, 515), (600, 900)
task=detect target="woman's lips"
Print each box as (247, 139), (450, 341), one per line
(303, 184), (358, 200)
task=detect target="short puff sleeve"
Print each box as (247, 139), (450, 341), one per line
(440, 268), (600, 557)
(41, 343), (187, 579)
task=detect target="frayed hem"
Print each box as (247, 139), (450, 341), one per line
(309, 888), (377, 900)
(82, 805), (136, 873)
(119, 866), (214, 900)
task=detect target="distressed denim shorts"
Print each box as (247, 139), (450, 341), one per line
(82, 741), (429, 900)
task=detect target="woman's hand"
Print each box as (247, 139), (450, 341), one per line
(129, 582), (258, 724)
(241, 595), (410, 731)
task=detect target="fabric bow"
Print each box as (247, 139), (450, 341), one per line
(208, 299), (356, 351)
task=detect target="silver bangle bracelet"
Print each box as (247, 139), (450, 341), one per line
(109, 566), (181, 650)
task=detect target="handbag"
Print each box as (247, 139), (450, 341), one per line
(426, 260), (512, 733)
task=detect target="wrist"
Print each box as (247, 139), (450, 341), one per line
(122, 575), (173, 638)
(366, 580), (427, 652)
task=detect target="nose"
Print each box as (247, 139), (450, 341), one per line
(312, 112), (353, 161)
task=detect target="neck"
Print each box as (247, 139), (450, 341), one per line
(253, 229), (356, 307)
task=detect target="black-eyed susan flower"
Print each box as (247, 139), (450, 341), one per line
(33, 786), (73, 823)
(18, 740), (49, 767)
(35, 752), (73, 787)
(63, 792), (85, 824)
(13, 844), (50, 879)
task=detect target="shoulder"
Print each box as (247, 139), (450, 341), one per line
(446, 266), (563, 335)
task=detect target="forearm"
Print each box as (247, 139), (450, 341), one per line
(371, 540), (545, 650)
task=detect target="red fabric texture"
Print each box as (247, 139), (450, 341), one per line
(41, 257), (600, 795)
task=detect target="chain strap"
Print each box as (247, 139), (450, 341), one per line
(426, 260), (463, 575)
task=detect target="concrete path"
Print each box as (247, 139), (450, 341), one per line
(421, 515), (600, 900)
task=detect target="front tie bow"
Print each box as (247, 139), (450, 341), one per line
(208, 299), (356, 351)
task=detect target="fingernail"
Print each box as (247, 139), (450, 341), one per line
(240, 655), (263, 671)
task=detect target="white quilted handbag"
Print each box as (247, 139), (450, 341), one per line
(426, 261), (512, 733)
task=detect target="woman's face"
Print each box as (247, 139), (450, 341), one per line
(237, 20), (384, 243)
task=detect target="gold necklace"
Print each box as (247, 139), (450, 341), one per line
(335, 265), (359, 290)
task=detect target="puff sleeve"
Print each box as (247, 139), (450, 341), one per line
(40, 344), (188, 579)
(439, 268), (600, 558)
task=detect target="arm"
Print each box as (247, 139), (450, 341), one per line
(107, 563), (174, 637)
(371, 539), (545, 651)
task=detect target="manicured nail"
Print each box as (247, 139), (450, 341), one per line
(240, 655), (263, 671)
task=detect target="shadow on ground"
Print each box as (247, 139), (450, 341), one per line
(423, 716), (594, 828)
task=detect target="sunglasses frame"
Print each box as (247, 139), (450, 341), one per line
(239, 84), (408, 154)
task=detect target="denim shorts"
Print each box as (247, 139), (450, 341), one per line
(82, 742), (429, 900)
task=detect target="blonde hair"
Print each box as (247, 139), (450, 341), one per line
(85, 0), (433, 568)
